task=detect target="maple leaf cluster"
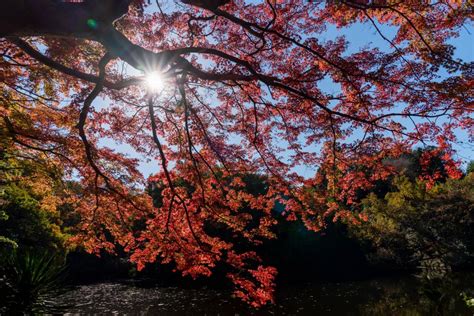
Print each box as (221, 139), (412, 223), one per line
(0, 0), (472, 306)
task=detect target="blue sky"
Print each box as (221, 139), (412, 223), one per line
(97, 6), (473, 178)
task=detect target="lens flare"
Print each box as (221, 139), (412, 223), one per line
(145, 71), (165, 92)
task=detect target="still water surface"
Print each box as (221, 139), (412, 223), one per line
(47, 272), (474, 315)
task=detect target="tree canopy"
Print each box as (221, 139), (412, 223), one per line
(1, 0), (472, 306)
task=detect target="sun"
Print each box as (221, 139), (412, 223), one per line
(145, 71), (165, 92)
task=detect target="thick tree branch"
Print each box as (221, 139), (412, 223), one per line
(77, 53), (113, 179)
(10, 38), (142, 90)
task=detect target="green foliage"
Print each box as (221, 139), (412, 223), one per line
(0, 183), (67, 253)
(461, 292), (474, 308)
(0, 148), (71, 311)
(0, 249), (66, 313)
(350, 174), (474, 275)
(0, 236), (18, 249)
(0, 149), (70, 254)
(0, 207), (17, 249)
(467, 161), (474, 175)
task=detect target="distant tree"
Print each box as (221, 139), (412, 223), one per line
(467, 161), (474, 175)
(350, 174), (474, 275)
(0, 147), (70, 254)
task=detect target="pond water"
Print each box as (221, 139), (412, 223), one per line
(43, 272), (474, 315)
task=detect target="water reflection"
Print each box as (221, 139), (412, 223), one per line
(44, 272), (474, 315)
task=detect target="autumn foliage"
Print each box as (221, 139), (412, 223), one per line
(0, 0), (472, 306)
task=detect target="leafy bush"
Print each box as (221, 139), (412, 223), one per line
(0, 183), (68, 253)
(0, 149), (71, 312)
(0, 249), (67, 313)
(349, 174), (474, 275)
(0, 149), (70, 254)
